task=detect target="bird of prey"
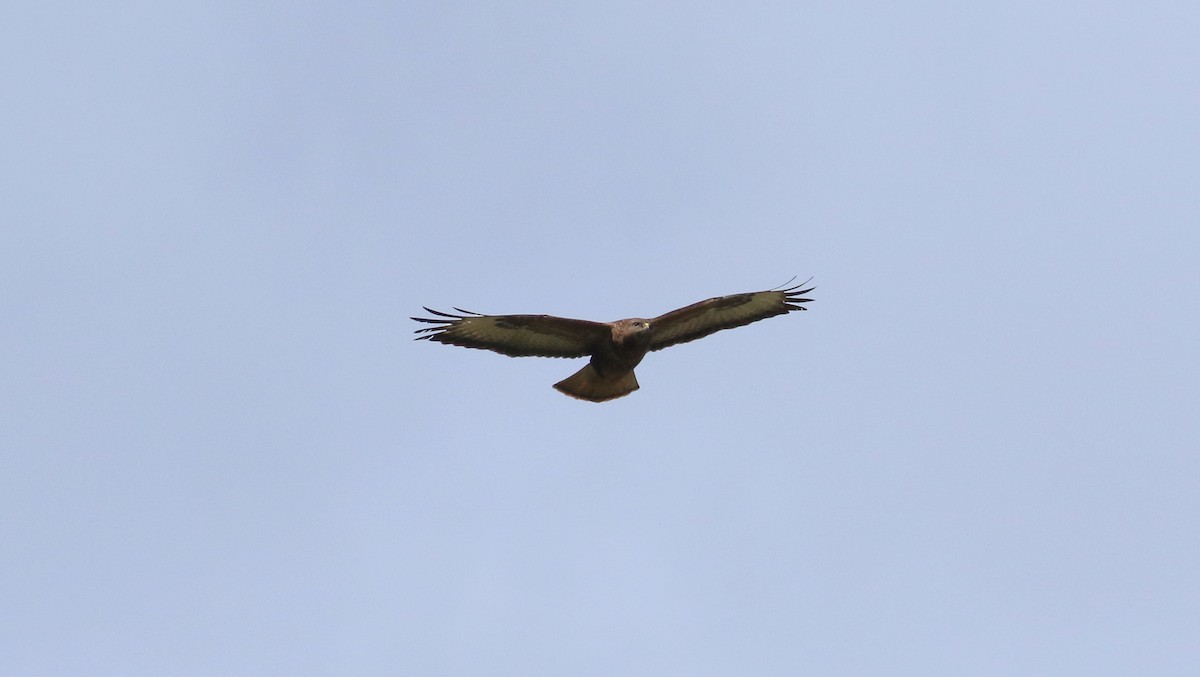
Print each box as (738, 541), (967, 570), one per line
(412, 280), (814, 402)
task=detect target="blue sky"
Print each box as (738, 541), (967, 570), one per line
(3, 2), (1198, 675)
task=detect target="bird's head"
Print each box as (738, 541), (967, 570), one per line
(612, 318), (653, 345)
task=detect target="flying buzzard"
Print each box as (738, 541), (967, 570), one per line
(412, 280), (814, 402)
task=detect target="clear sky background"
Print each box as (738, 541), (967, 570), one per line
(3, 2), (1198, 675)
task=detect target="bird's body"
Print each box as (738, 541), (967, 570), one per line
(413, 281), (813, 402)
(553, 318), (653, 401)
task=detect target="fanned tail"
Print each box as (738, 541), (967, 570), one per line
(553, 364), (640, 402)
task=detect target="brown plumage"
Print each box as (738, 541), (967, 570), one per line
(412, 280), (814, 402)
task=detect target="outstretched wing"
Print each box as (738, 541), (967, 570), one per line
(412, 308), (610, 358)
(648, 281), (814, 351)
